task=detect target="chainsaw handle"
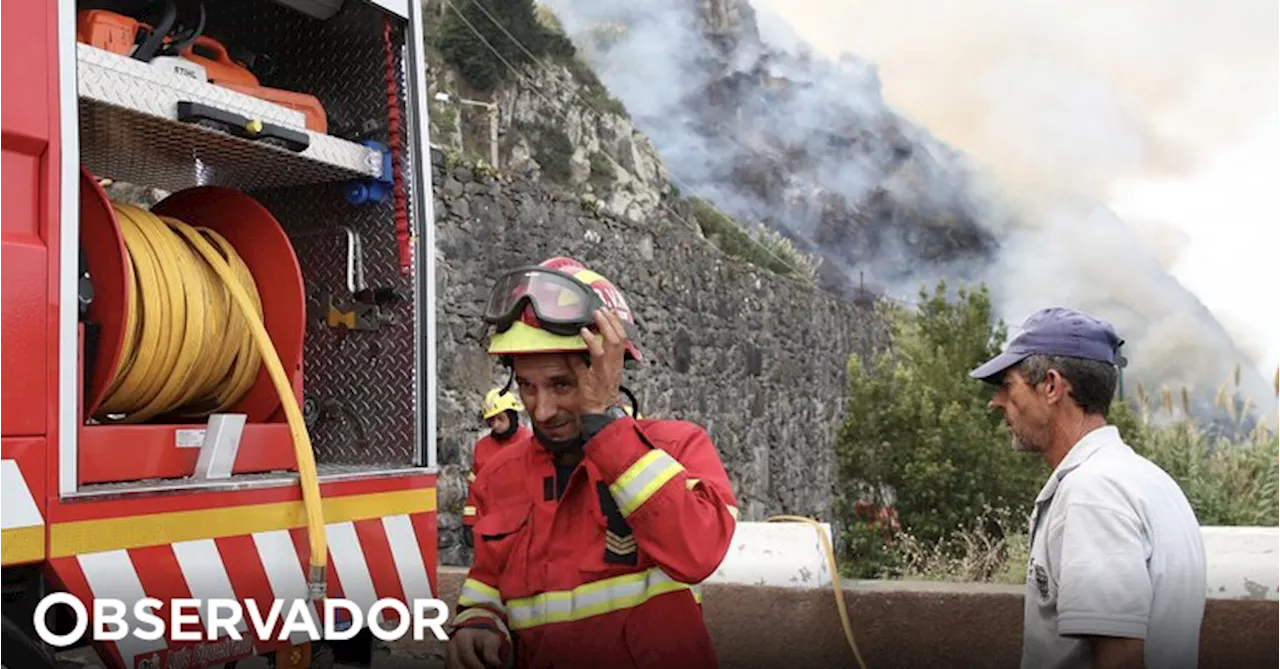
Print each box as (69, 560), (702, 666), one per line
(161, 0), (206, 56)
(186, 34), (234, 66)
(133, 0), (176, 62)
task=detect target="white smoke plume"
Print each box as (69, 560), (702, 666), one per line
(747, 0), (1278, 421)
(537, 0), (1278, 424)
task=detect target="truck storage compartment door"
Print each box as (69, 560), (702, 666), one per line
(1, 0), (60, 438)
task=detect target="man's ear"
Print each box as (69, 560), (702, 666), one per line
(1043, 369), (1066, 404)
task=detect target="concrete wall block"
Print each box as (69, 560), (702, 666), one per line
(704, 521), (835, 589)
(1202, 526), (1279, 601)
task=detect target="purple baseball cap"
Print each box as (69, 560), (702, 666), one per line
(969, 307), (1127, 383)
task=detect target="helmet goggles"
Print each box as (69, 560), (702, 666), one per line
(483, 266), (607, 337)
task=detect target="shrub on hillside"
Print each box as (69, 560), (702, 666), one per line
(519, 123), (573, 183)
(688, 197), (821, 285)
(438, 0), (574, 91)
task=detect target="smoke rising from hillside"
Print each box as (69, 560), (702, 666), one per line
(751, 0), (1278, 417)
(539, 0), (1277, 420)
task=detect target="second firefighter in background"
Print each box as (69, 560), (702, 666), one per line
(463, 387), (533, 534)
(446, 257), (738, 669)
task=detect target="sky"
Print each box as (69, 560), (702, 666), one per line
(753, 0), (1279, 381)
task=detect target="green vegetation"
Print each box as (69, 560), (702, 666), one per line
(437, 0), (629, 118)
(687, 197), (821, 285)
(564, 57), (629, 118)
(437, 0), (575, 91)
(428, 99), (459, 138)
(516, 122), (573, 183)
(588, 151), (615, 186)
(835, 281), (1280, 583)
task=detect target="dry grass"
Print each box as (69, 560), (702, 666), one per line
(1124, 367), (1278, 526)
(891, 506), (1029, 585)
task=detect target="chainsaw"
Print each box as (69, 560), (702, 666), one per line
(76, 0), (329, 134)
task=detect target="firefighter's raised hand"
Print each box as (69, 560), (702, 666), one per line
(447, 626), (507, 669)
(574, 307), (626, 414)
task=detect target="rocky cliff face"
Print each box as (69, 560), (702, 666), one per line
(540, 0), (1003, 301)
(426, 38), (670, 227)
(500, 67), (669, 224)
(536, 0), (1276, 423)
(429, 149), (890, 565)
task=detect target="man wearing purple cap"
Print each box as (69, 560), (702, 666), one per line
(970, 307), (1206, 669)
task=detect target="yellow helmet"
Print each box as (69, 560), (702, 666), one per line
(482, 387), (524, 420)
(482, 257), (642, 364)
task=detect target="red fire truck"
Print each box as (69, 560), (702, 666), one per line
(2, 0), (440, 667)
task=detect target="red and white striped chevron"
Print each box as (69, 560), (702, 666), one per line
(1, 441), (48, 567)
(49, 513), (437, 669)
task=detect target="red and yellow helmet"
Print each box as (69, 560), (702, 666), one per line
(483, 257), (642, 363)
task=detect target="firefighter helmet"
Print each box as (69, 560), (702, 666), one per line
(481, 386), (524, 421)
(483, 257), (642, 363)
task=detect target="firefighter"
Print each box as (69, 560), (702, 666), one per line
(462, 387), (533, 536)
(445, 257), (738, 669)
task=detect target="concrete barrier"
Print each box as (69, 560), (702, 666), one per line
(707, 523), (1280, 600)
(1202, 526), (1278, 601)
(419, 567), (1278, 669)
(703, 520), (834, 589)
(407, 524), (1278, 667)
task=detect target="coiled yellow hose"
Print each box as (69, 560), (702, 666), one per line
(97, 204), (262, 422)
(766, 515), (869, 669)
(98, 201), (328, 598)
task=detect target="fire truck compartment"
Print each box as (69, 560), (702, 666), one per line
(70, 0), (435, 493)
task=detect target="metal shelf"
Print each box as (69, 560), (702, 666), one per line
(76, 43), (384, 193)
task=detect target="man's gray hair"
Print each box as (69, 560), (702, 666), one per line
(1015, 354), (1119, 417)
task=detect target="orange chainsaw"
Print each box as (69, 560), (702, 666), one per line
(76, 0), (328, 134)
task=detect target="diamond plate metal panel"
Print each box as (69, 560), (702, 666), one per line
(75, 0), (427, 468)
(211, 0), (423, 468)
(77, 43), (382, 192)
(197, 0), (411, 146)
(257, 183), (418, 467)
(78, 43), (307, 127)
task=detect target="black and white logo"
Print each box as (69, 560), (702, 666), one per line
(1033, 562), (1051, 599)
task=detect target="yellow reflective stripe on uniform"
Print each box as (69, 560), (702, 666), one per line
(609, 449), (684, 518)
(463, 506), (477, 517)
(506, 568), (697, 630)
(458, 578), (505, 612)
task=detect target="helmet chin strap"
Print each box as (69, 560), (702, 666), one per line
(492, 410), (520, 441)
(620, 384), (641, 418)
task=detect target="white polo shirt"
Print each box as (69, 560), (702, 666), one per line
(1022, 425), (1207, 669)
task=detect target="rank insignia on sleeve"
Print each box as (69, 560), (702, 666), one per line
(597, 482), (639, 565)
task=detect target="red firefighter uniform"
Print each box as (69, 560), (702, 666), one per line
(449, 256), (739, 668)
(463, 423), (533, 526)
(453, 416), (738, 668)
(465, 387), (533, 528)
